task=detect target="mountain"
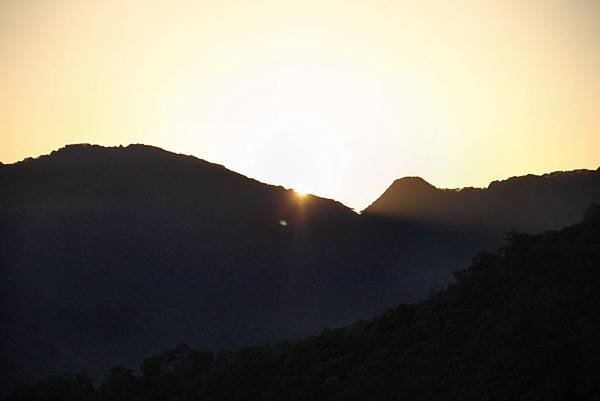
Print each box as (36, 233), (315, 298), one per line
(364, 170), (600, 238)
(7, 205), (600, 401)
(1, 144), (598, 387)
(0, 144), (375, 386)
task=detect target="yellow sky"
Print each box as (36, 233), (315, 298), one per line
(1, 0), (599, 210)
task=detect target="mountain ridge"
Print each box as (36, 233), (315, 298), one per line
(5, 143), (598, 215)
(1, 144), (355, 214)
(365, 166), (600, 236)
(1, 144), (599, 388)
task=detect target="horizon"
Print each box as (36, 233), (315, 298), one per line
(4, 142), (599, 212)
(2, 0), (599, 210)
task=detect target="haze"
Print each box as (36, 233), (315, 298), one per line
(1, 0), (599, 210)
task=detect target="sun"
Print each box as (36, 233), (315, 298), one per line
(294, 189), (308, 198)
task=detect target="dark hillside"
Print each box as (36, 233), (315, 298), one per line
(1, 145), (598, 387)
(365, 169), (600, 238)
(8, 205), (600, 400)
(0, 144), (374, 385)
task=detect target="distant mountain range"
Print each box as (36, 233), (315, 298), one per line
(1, 144), (599, 387)
(365, 170), (600, 236)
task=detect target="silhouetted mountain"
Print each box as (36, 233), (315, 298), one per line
(1, 144), (598, 388)
(7, 205), (600, 400)
(0, 144), (371, 386)
(365, 170), (600, 237)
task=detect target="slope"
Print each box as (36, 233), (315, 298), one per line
(8, 205), (600, 400)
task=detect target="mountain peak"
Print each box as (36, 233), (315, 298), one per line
(364, 168), (600, 234)
(3, 143), (235, 178)
(390, 176), (437, 191)
(362, 176), (439, 215)
(48, 143), (184, 161)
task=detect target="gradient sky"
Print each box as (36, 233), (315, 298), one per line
(1, 0), (599, 210)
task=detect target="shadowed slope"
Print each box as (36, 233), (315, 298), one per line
(365, 169), (600, 236)
(8, 205), (600, 401)
(1, 144), (598, 388)
(0, 145), (395, 386)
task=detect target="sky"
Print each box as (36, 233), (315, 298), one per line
(1, 0), (599, 210)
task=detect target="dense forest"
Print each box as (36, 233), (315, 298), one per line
(6, 204), (599, 400)
(0, 145), (465, 386)
(2, 145), (599, 386)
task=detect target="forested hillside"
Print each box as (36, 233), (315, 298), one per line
(2, 145), (598, 387)
(0, 145), (472, 385)
(365, 169), (600, 238)
(7, 205), (600, 401)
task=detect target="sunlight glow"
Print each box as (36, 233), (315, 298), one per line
(294, 189), (308, 198)
(1, 0), (599, 210)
